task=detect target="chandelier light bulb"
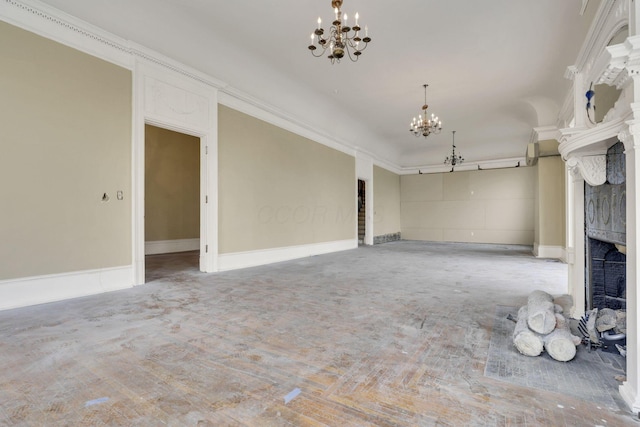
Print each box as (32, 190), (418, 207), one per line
(355, 12), (359, 26)
(317, 17), (322, 29)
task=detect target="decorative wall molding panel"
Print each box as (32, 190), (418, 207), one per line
(585, 182), (626, 244)
(144, 76), (211, 131)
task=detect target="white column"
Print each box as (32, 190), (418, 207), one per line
(620, 111), (640, 412)
(565, 161), (586, 319)
(619, 0), (640, 410)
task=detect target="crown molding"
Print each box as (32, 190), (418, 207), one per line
(1, 0), (230, 89)
(4, 0), (522, 175)
(218, 89), (358, 159)
(2, 0), (403, 170)
(1, 0), (132, 67)
(399, 156), (527, 175)
(532, 126), (561, 143)
(131, 43), (226, 90)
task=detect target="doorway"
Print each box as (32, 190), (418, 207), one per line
(144, 124), (201, 280)
(358, 179), (366, 245)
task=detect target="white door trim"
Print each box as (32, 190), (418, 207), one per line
(133, 59), (219, 285)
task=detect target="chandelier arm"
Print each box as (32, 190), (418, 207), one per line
(345, 36), (369, 51)
(309, 45), (327, 57)
(345, 48), (358, 62)
(344, 41), (363, 62)
(345, 37), (357, 48)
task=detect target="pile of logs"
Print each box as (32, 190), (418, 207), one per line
(513, 290), (581, 362)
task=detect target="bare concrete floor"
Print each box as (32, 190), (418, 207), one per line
(0, 241), (637, 426)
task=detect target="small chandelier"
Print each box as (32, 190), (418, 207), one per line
(444, 131), (464, 170)
(409, 84), (442, 138)
(308, 0), (372, 64)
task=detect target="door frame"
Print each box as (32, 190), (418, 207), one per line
(133, 59), (219, 285)
(356, 154), (374, 246)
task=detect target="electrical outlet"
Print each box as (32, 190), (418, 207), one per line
(117, 191), (123, 200)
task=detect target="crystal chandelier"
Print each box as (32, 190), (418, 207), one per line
(409, 84), (442, 138)
(444, 131), (464, 170)
(308, 0), (372, 64)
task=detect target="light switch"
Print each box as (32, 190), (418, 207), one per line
(117, 191), (123, 200)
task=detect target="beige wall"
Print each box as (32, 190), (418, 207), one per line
(0, 22), (132, 280)
(373, 166), (401, 237)
(218, 105), (355, 254)
(145, 125), (200, 242)
(401, 167), (535, 244)
(535, 155), (566, 248)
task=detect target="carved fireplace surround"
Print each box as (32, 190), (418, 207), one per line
(559, 2), (640, 411)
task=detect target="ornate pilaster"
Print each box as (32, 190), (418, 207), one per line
(620, 102), (640, 413)
(565, 160), (586, 319)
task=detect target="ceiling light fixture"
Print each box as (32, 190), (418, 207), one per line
(409, 84), (442, 138)
(444, 131), (464, 171)
(308, 0), (371, 64)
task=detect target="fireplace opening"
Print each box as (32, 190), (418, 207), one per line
(581, 142), (627, 357)
(587, 238), (626, 310)
(584, 141), (626, 312)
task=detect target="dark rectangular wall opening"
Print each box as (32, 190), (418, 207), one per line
(587, 238), (626, 310)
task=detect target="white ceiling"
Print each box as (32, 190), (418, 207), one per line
(37, 0), (597, 170)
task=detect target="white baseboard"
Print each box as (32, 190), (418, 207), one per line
(218, 239), (357, 271)
(145, 238), (200, 255)
(533, 243), (566, 260)
(0, 265), (134, 311)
